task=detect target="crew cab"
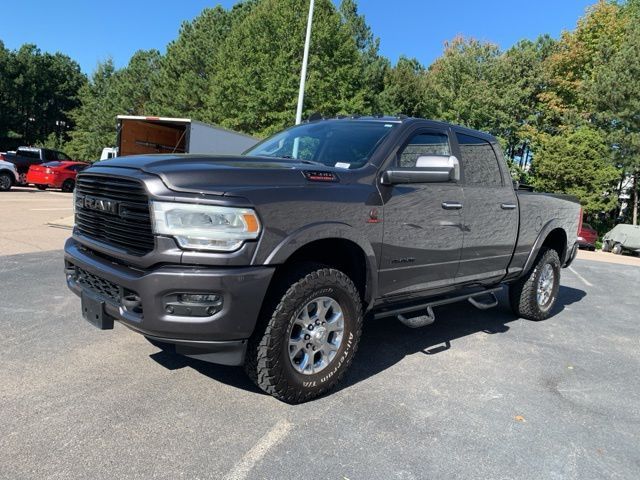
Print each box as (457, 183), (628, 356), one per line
(4, 147), (74, 184)
(63, 117), (581, 403)
(26, 161), (89, 192)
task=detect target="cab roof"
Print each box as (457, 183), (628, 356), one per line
(305, 115), (497, 143)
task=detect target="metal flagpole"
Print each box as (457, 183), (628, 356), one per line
(295, 0), (315, 125)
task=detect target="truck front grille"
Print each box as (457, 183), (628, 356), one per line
(75, 174), (154, 255)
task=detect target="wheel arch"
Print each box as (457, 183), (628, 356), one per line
(263, 222), (378, 308)
(522, 221), (569, 276)
(0, 168), (16, 180)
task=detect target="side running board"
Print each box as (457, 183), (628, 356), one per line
(468, 292), (499, 310)
(374, 286), (503, 328)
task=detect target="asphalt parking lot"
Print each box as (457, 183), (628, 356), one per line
(0, 187), (73, 255)
(1, 190), (639, 480)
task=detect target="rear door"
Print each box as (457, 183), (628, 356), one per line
(454, 132), (518, 283)
(379, 127), (464, 297)
(14, 149), (42, 176)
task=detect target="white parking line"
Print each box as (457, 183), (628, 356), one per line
(568, 266), (593, 287)
(224, 419), (293, 480)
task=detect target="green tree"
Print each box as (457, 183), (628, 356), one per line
(378, 56), (424, 117)
(0, 41), (14, 145)
(493, 36), (556, 166)
(421, 37), (502, 131)
(0, 43), (85, 150)
(206, 0), (370, 137)
(150, 3), (256, 118)
(540, 0), (627, 128)
(338, 0), (388, 113)
(531, 126), (620, 214)
(66, 50), (162, 160)
(587, 5), (640, 224)
(114, 49), (162, 115)
(66, 59), (119, 160)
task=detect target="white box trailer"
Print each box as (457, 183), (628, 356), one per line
(115, 115), (258, 157)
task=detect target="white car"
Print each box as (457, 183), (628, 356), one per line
(0, 159), (18, 191)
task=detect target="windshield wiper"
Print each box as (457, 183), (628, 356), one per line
(276, 155), (324, 166)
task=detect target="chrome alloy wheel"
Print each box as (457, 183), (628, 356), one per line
(537, 263), (555, 307)
(288, 296), (345, 375)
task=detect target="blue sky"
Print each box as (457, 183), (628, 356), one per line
(1, 0), (595, 74)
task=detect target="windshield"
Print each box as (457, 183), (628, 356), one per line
(244, 120), (398, 169)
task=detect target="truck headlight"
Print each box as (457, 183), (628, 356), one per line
(151, 201), (261, 252)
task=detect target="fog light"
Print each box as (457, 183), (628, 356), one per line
(163, 292), (223, 317)
(177, 293), (221, 304)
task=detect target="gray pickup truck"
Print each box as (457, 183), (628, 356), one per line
(64, 117), (581, 403)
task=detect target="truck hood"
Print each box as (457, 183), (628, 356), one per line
(92, 154), (341, 195)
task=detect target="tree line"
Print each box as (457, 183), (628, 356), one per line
(0, 0), (638, 227)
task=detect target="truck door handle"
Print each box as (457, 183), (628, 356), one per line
(500, 203), (517, 210)
(441, 202), (463, 210)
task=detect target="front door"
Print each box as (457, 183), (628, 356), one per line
(379, 128), (464, 297)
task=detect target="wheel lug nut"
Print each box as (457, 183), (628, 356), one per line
(312, 346), (316, 351)
(306, 343), (312, 349)
(315, 320), (321, 325)
(308, 324), (314, 331)
(304, 334), (310, 340)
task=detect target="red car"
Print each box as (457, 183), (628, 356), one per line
(26, 161), (89, 192)
(577, 222), (598, 250)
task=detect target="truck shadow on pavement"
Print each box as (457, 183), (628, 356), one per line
(338, 285), (586, 392)
(148, 285), (586, 398)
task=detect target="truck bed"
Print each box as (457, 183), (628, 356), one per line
(510, 191), (581, 276)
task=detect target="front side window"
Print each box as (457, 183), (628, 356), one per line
(456, 133), (502, 186)
(397, 132), (450, 168)
(245, 120), (397, 169)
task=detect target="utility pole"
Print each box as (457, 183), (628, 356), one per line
(295, 0), (314, 125)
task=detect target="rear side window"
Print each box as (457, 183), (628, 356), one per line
(67, 164), (87, 172)
(42, 161), (63, 167)
(43, 150), (57, 161)
(456, 133), (502, 186)
(398, 132), (450, 168)
(18, 149), (40, 159)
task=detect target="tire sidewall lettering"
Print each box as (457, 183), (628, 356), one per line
(286, 283), (357, 389)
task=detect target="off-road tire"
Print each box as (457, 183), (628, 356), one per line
(245, 263), (363, 403)
(61, 179), (75, 192)
(36, 185), (47, 190)
(0, 172), (12, 191)
(509, 247), (561, 321)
